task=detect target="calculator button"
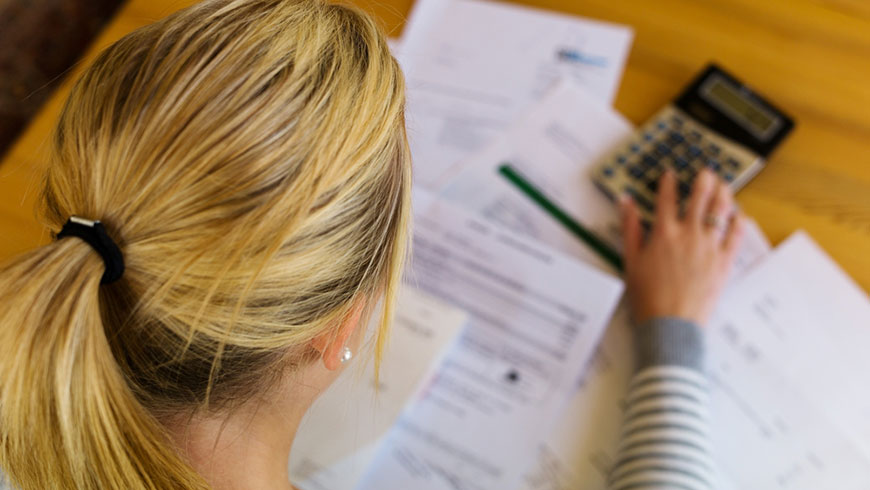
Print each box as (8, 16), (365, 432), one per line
(629, 166), (645, 178)
(656, 120), (667, 130)
(671, 115), (684, 126)
(688, 130), (702, 141)
(726, 158), (740, 169)
(673, 157), (690, 170)
(655, 143), (672, 156)
(602, 166), (615, 177)
(667, 131), (685, 144)
(646, 179), (659, 194)
(625, 187), (654, 211)
(723, 173), (735, 182)
(678, 181), (692, 198)
(643, 132), (654, 141)
(708, 144), (721, 156)
(687, 145), (702, 158)
(641, 155), (659, 168)
(630, 143), (641, 153)
(616, 155), (627, 165)
(685, 166), (699, 178)
(706, 159), (721, 171)
(645, 165), (663, 179)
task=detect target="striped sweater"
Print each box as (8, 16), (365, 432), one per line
(608, 317), (715, 490)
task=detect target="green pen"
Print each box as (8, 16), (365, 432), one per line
(498, 163), (624, 272)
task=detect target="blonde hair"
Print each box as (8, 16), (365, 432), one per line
(0, 1), (410, 488)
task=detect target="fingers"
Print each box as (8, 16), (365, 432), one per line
(686, 169), (717, 224)
(620, 195), (642, 267)
(655, 170), (678, 224)
(706, 180), (735, 238)
(723, 212), (746, 259)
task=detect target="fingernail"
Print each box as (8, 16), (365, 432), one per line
(701, 169), (716, 185)
(618, 194), (632, 212)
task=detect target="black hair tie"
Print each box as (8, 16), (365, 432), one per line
(56, 216), (125, 284)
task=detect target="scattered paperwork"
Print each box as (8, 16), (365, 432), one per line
(289, 2), (870, 489)
(396, 0), (633, 188)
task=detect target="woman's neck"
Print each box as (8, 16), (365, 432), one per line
(165, 368), (326, 490)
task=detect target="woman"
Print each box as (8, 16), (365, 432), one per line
(0, 1), (743, 489)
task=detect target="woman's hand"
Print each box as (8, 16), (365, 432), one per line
(621, 168), (746, 327)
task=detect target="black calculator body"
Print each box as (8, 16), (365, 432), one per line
(592, 64), (795, 223)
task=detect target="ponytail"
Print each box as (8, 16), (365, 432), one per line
(0, 0), (410, 488)
(0, 240), (207, 489)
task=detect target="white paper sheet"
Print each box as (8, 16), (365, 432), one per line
(709, 232), (870, 489)
(357, 192), (625, 490)
(439, 79), (632, 256)
(289, 288), (468, 490)
(397, 0), (633, 188)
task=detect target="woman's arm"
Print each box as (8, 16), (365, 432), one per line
(609, 318), (712, 489)
(607, 169), (745, 490)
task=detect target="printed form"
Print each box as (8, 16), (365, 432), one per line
(357, 193), (624, 490)
(440, 80), (632, 255)
(396, 0), (633, 188)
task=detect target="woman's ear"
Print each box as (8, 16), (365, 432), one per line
(309, 299), (367, 371)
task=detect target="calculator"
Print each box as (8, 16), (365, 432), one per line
(592, 64), (794, 224)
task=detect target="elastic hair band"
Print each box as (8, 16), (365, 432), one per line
(56, 216), (125, 284)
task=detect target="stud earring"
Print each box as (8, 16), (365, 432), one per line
(340, 347), (353, 364)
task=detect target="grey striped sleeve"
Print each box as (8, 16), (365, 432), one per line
(607, 317), (716, 490)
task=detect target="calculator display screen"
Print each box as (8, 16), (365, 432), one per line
(702, 78), (780, 139)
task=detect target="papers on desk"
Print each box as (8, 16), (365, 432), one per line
(289, 288), (468, 490)
(397, 0), (633, 188)
(287, 2), (870, 489)
(427, 68), (869, 489)
(710, 232), (870, 489)
(520, 231), (870, 490)
(439, 79), (632, 257)
(357, 192), (624, 490)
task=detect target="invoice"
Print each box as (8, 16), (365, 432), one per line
(357, 192), (624, 490)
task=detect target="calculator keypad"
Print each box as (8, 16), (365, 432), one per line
(593, 105), (761, 223)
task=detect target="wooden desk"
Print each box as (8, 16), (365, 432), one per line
(2, 0), (869, 289)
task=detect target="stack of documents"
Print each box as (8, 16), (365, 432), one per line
(289, 1), (870, 489)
